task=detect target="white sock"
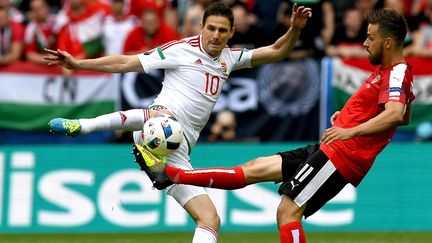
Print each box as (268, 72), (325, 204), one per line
(192, 226), (218, 243)
(78, 109), (149, 134)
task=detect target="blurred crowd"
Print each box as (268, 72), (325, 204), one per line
(2, 0), (432, 67)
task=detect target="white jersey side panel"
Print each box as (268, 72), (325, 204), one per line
(137, 35), (253, 148)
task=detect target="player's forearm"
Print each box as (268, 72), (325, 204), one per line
(75, 55), (141, 73)
(401, 103), (412, 125)
(350, 109), (403, 136)
(271, 27), (302, 61)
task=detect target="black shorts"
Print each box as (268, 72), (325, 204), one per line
(277, 144), (348, 218)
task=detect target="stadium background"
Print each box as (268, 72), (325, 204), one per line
(1, 0), (432, 242)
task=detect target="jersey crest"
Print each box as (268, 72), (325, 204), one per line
(220, 59), (228, 77)
(371, 75), (380, 84)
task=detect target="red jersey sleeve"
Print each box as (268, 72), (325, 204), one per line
(378, 63), (413, 105)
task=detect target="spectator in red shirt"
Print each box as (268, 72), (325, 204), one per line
(102, 0), (137, 55)
(143, 9), (415, 243)
(0, 6), (23, 65)
(56, 0), (107, 59)
(0, 0), (24, 23)
(123, 8), (178, 55)
(55, 0), (107, 77)
(126, 0), (177, 29)
(24, 0), (56, 64)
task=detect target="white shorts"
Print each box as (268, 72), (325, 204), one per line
(133, 132), (207, 207)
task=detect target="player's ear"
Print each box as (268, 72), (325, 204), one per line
(229, 26), (236, 39)
(384, 37), (392, 49)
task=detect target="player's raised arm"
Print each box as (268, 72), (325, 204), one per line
(251, 3), (311, 67)
(44, 48), (143, 73)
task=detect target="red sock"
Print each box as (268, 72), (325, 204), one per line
(279, 222), (306, 243)
(165, 165), (246, 189)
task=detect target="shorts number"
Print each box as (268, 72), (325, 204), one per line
(205, 73), (220, 95)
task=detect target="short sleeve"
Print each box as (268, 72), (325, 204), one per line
(378, 64), (412, 105)
(231, 48), (254, 71)
(137, 41), (184, 73)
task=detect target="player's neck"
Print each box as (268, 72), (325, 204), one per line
(381, 50), (404, 69)
(202, 46), (221, 59)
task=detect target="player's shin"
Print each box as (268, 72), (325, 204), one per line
(79, 109), (149, 134)
(165, 165), (246, 189)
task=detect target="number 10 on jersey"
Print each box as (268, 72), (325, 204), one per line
(205, 72), (221, 95)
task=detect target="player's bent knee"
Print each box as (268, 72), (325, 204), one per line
(196, 210), (220, 228)
(276, 196), (303, 226)
(184, 194), (220, 229)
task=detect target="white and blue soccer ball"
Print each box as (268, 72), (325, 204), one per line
(134, 114), (183, 156)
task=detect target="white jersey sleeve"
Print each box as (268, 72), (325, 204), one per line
(230, 48), (254, 71)
(137, 40), (185, 73)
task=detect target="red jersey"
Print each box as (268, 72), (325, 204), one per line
(24, 16), (56, 54)
(127, 0), (167, 18)
(0, 21), (24, 55)
(123, 22), (178, 54)
(56, 2), (107, 58)
(321, 62), (415, 186)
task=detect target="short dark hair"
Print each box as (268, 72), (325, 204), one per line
(202, 2), (234, 29)
(367, 9), (407, 47)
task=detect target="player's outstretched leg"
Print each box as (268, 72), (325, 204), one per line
(132, 144), (173, 190)
(49, 118), (82, 137)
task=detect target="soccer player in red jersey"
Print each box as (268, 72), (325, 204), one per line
(144, 9), (415, 243)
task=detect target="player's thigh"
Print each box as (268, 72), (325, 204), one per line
(279, 144), (320, 180)
(241, 144), (320, 184)
(166, 141), (203, 207)
(241, 155), (284, 184)
(148, 105), (175, 118)
(166, 136), (190, 167)
(166, 142), (219, 227)
(278, 149), (348, 218)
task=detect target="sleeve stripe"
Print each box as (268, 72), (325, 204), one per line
(389, 64), (407, 88)
(237, 48), (244, 62)
(157, 46), (165, 60)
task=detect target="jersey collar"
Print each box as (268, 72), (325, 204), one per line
(199, 34), (221, 62)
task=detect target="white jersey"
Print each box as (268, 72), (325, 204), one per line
(137, 35), (253, 149)
(102, 15), (136, 55)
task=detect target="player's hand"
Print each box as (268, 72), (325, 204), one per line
(330, 111), (340, 125)
(44, 48), (77, 69)
(290, 3), (312, 31)
(320, 126), (354, 145)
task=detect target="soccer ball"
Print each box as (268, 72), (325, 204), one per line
(135, 114), (183, 156)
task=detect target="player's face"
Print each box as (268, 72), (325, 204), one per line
(363, 24), (384, 66)
(201, 15), (235, 58)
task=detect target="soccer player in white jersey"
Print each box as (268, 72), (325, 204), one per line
(45, 2), (312, 243)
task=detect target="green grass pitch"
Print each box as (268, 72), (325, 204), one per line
(0, 232), (431, 243)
